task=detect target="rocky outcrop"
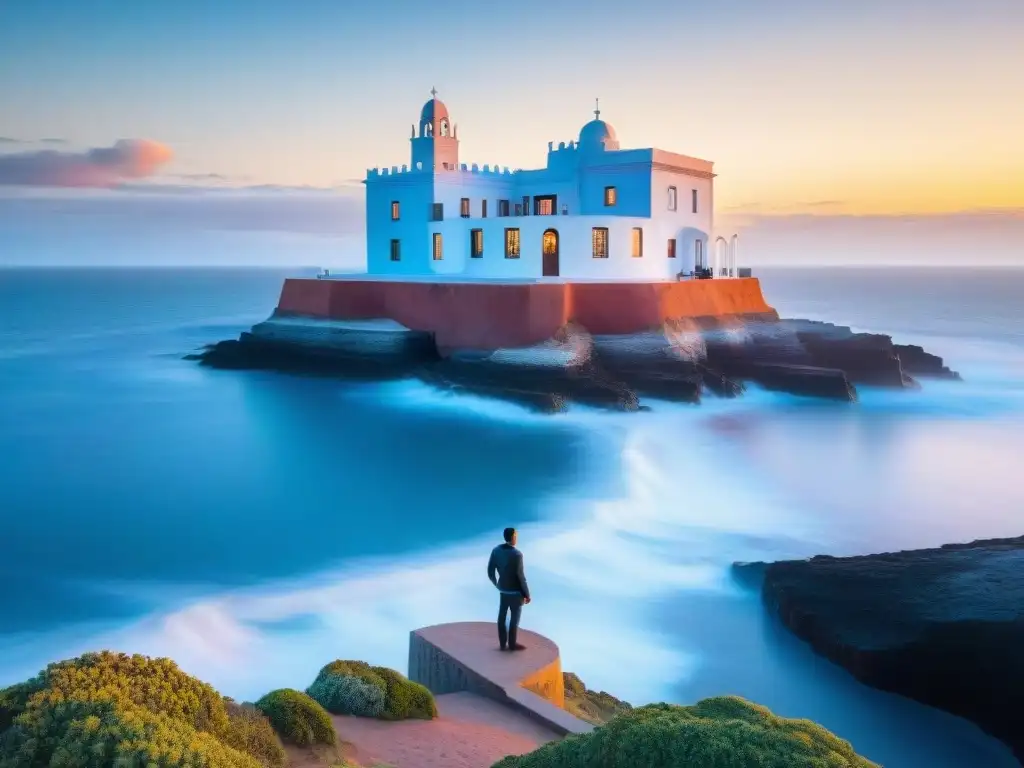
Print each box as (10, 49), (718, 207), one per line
(734, 536), (1024, 763)
(561, 672), (632, 726)
(189, 315), (960, 413)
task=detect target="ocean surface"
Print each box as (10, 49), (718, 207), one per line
(2, 264), (1023, 768)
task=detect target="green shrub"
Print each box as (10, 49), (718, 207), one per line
(224, 700), (287, 768)
(0, 651), (264, 768)
(310, 660), (435, 721)
(491, 696), (878, 768)
(307, 674), (385, 718)
(369, 666), (437, 721)
(254, 688), (335, 747)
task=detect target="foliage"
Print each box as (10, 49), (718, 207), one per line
(562, 672), (632, 726)
(223, 700), (286, 768)
(370, 666), (436, 721)
(310, 661), (435, 721)
(0, 651), (270, 768)
(306, 674), (384, 718)
(254, 689), (335, 747)
(491, 696), (879, 768)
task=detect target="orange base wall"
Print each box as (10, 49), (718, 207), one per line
(275, 278), (778, 350)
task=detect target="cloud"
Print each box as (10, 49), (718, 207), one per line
(0, 137), (23, 144)
(0, 139), (173, 187)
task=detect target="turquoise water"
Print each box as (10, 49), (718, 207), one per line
(1, 265), (1023, 767)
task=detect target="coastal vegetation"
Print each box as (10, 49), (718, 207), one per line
(0, 651), (283, 768)
(491, 696), (878, 768)
(0, 651), (434, 768)
(561, 672), (632, 726)
(306, 660), (437, 721)
(253, 689), (335, 748)
(0, 651), (875, 768)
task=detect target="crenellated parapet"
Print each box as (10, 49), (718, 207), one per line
(365, 162), (520, 180)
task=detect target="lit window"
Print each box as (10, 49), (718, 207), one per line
(391, 201), (400, 220)
(432, 232), (443, 260)
(535, 197), (554, 215)
(505, 228), (521, 259)
(498, 199), (510, 217)
(631, 228), (643, 258)
(460, 198), (470, 218)
(667, 186), (677, 211)
(470, 228), (483, 258)
(604, 186), (617, 206)
(390, 239), (401, 261)
(667, 239), (676, 258)
(692, 189), (698, 213)
(592, 227), (609, 258)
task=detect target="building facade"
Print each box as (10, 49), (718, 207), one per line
(364, 92), (725, 280)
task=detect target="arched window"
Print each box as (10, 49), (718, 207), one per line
(440, 120), (450, 137)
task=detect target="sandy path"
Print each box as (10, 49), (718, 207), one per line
(333, 691), (561, 768)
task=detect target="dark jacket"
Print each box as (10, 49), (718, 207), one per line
(487, 543), (530, 599)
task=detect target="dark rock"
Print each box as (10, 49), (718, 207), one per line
(188, 314), (959, 412)
(749, 363), (858, 401)
(737, 536), (1024, 762)
(895, 343), (963, 380)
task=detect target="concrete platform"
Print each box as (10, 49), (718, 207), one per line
(408, 621), (594, 737)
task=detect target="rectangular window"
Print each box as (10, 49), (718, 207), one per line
(522, 196), (530, 216)
(432, 232), (443, 261)
(534, 196), (555, 215)
(592, 227), (609, 258)
(514, 203), (523, 216)
(667, 238), (676, 259)
(604, 186), (617, 206)
(470, 228), (483, 258)
(481, 199), (488, 218)
(432, 202), (443, 221)
(695, 238), (704, 267)
(631, 227), (643, 258)
(390, 239), (401, 261)
(667, 186), (677, 211)
(692, 189), (698, 214)
(460, 198), (470, 218)
(498, 199), (510, 217)
(504, 228), (521, 259)
(391, 201), (400, 220)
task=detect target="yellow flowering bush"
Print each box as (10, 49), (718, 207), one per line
(0, 651), (284, 768)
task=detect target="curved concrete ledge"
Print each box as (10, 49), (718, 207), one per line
(408, 621), (594, 737)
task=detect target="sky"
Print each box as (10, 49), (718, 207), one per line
(1, 0), (1022, 265)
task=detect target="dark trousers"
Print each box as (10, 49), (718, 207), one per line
(497, 592), (524, 649)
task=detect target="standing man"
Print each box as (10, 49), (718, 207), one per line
(487, 527), (531, 651)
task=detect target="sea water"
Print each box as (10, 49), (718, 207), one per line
(1, 263), (1022, 767)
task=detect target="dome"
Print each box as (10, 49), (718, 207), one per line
(420, 96), (449, 124)
(579, 118), (617, 146)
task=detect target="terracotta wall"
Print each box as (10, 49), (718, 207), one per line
(275, 277), (777, 350)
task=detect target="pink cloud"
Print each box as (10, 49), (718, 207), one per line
(0, 139), (172, 187)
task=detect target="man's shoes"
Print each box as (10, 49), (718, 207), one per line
(509, 643), (527, 651)
(499, 645), (507, 651)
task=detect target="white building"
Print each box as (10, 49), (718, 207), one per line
(363, 91), (737, 280)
